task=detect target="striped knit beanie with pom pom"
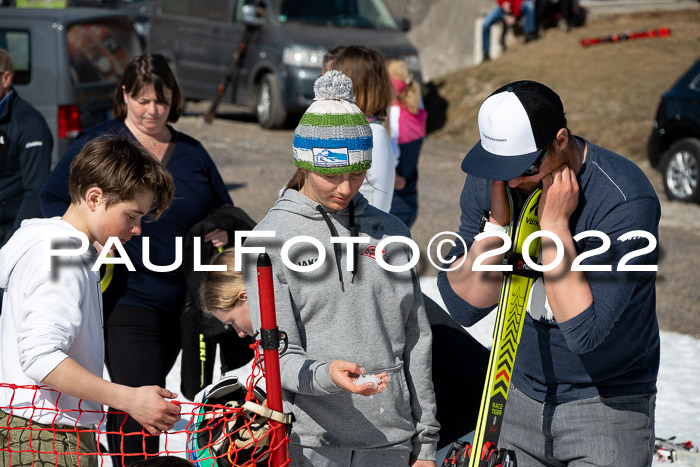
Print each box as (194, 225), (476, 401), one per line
(292, 70), (373, 174)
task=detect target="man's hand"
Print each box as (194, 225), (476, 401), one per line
(124, 386), (181, 435)
(329, 360), (389, 397)
(539, 165), (579, 232)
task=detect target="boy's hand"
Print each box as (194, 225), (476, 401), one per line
(329, 360), (389, 397)
(125, 386), (181, 435)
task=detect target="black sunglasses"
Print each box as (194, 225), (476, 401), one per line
(520, 149), (549, 177)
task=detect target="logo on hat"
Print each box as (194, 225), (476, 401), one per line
(313, 147), (350, 168)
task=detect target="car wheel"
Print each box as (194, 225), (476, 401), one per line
(662, 137), (700, 203)
(256, 73), (287, 129)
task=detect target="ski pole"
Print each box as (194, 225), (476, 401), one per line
(257, 252), (288, 466)
(581, 27), (670, 47)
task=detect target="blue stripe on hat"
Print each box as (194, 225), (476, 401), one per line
(293, 134), (373, 151)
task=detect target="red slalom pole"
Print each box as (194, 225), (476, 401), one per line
(581, 27), (670, 47)
(257, 252), (288, 466)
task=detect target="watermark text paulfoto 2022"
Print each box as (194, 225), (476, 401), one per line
(43, 230), (658, 274)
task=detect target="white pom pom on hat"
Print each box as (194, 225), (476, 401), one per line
(293, 70), (373, 175)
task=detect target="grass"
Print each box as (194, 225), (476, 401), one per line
(426, 9), (700, 165)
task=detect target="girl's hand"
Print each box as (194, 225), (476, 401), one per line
(329, 360), (389, 396)
(395, 173), (407, 191)
(203, 228), (229, 249)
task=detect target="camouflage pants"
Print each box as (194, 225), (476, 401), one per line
(0, 410), (98, 466)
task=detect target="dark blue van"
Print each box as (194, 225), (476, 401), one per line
(148, 0), (421, 129)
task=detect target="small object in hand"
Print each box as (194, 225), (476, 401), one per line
(353, 374), (382, 388)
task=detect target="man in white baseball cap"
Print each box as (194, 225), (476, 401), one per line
(438, 80), (661, 466)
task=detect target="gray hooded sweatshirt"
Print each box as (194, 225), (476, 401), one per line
(243, 189), (439, 460)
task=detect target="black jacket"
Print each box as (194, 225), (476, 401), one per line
(0, 89), (53, 248)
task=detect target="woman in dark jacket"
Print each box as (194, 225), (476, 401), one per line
(40, 53), (232, 466)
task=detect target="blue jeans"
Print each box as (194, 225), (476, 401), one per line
(482, 0), (536, 54)
(390, 138), (424, 228)
(500, 386), (656, 466)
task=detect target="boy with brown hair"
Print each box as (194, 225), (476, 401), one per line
(0, 135), (178, 466)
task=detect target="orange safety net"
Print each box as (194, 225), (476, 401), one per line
(0, 341), (290, 466)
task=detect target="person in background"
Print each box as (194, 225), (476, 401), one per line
(243, 70), (439, 467)
(40, 53), (234, 466)
(322, 45), (395, 213)
(387, 59), (428, 228)
(0, 135), (178, 467)
(481, 0), (538, 63)
(0, 47), (53, 310)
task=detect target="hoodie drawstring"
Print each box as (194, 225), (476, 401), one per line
(316, 201), (358, 292)
(349, 201), (358, 284)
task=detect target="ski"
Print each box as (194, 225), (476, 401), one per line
(655, 437), (700, 466)
(580, 27), (670, 47)
(443, 187), (542, 467)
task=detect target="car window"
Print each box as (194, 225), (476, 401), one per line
(161, 0), (230, 20)
(233, 0), (256, 22)
(276, 0), (397, 29)
(690, 72), (700, 92)
(67, 19), (140, 84)
(161, 0), (189, 15)
(192, 0), (230, 20)
(0, 30), (30, 85)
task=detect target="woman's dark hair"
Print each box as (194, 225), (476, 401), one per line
(112, 53), (182, 123)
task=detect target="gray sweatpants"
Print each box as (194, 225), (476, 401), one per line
(288, 440), (413, 467)
(500, 386), (656, 467)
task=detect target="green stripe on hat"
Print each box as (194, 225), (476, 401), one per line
(299, 112), (368, 128)
(293, 159), (371, 175)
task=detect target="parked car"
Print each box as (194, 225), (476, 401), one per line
(68, 0), (153, 46)
(148, 0), (421, 129)
(648, 58), (700, 203)
(0, 7), (142, 164)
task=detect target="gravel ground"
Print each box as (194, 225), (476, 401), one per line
(174, 105), (700, 338)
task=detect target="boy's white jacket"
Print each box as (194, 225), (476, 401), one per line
(0, 218), (104, 427)
(243, 190), (439, 461)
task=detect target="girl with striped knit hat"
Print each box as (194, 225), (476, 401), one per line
(242, 70), (439, 467)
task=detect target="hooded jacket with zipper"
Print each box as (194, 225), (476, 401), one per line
(0, 218), (103, 427)
(0, 89), (53, 248)
(243, 189), (439, 461)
